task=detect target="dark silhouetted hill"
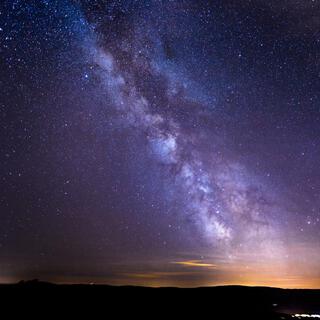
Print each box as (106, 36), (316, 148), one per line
(1, 280), (319, 319)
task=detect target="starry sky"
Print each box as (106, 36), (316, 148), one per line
(1, 0), (320, 288)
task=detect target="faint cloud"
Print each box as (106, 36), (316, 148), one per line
(171, 260), (218, 269)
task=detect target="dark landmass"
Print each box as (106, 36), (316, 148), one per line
(1, 280), (319, 319)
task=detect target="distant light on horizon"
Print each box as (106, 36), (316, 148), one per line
(292, 315), (320, 319)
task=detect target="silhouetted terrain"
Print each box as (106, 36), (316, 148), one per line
(1, 280), (319, 319)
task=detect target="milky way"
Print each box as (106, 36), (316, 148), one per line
(1, 0), (320, 288)
(90, 36), (283, 256)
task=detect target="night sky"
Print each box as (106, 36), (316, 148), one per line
(1, 0), (320, 288)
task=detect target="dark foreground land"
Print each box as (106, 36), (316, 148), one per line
(1, 280), (319, 319)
